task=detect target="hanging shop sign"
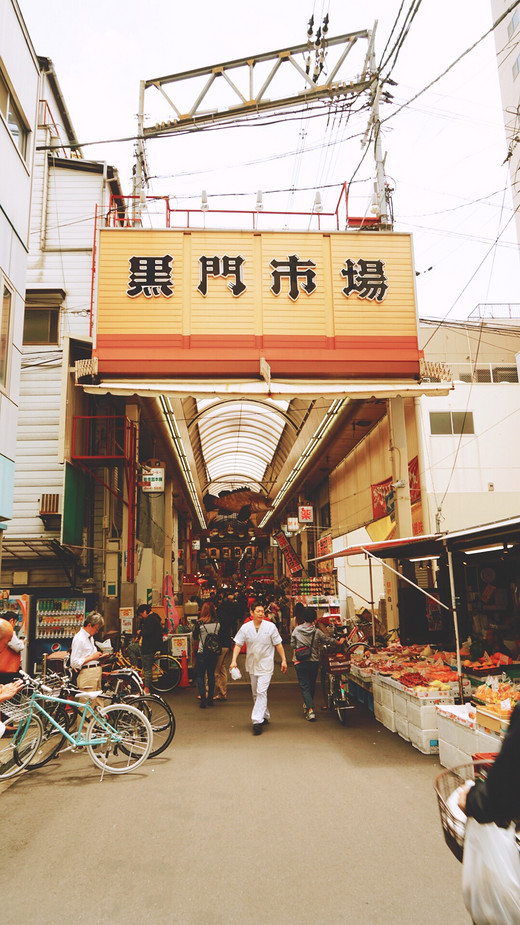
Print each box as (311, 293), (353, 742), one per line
(274, 530), (303, 574)
(94, 229), (420, 380)
(286, 516), (299, 531)
(298, 505), (314, 524)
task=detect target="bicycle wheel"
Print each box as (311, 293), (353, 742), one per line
(124, 693), (175, 757)
(327, 673), (335, 711)
(0, 713), (43, 779)
(151, 655), (181, 693)
(332, 676), (354, 726)
(103, 669), (143, 697)
(26, 704), (70, 770)
(86, 703), (152, 774)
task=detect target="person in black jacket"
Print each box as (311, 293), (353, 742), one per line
(136, 604), (164, 694)
(214, 592), (239, 700)
(458, 700), (520, 826)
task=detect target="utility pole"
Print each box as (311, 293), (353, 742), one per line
(366, 24), (391, 229)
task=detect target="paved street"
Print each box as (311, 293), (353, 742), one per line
(0, 679), (470, 925)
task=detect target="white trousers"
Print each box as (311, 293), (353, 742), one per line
(250, 672), (272, 725)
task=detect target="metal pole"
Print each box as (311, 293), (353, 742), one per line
(368, 556), (376, 646)
(447, 548), (465, 703)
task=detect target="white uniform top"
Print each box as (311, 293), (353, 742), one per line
(233, 619), (282, 676)
(70, 626), (98, 670)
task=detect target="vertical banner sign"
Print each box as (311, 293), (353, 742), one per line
(371, 456), (421, 519)
(316, 534), (333, 574)
(274, 531), (303, 574)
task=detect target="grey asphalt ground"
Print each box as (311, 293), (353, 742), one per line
(0, 673), (470, 925)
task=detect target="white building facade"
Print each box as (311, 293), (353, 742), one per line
(0, 0), (39, 545)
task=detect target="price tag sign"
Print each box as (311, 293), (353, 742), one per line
(501, 697), (511, 712)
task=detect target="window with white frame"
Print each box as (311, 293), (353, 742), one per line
(513, 52), (520, 81)
(0, 69), (28, 158)
(0, 284), (12, 389)
(429, 411), (474, 435)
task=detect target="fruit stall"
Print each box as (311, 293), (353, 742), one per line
(348, 642), (520, 759)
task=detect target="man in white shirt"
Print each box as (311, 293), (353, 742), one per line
(229, 601), (287, 735)
(70, 612), (105, 695)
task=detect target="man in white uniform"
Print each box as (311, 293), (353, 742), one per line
(229, 601), (287, 735)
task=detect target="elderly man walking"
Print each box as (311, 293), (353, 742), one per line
(229, 600), (287, 735)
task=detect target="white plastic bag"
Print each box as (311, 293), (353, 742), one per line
(462, 817), (520, 925)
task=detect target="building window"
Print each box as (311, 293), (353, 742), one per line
(23, 308), (59, 345)
(0, 285), (11, 389)
(513, 53), (520, 80)
(320, 502), (331, 528)
(0, 70), (28, 158)
(23, 289), (65, 345)
(508, 10), (520, 40)
(430, 411), (474, 435)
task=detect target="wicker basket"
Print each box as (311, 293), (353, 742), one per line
(434, 759), (494, 862)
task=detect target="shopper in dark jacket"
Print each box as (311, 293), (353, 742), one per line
(459, 700), (520, 826)
(137, 604), (164, 694)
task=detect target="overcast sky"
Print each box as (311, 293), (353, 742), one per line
(18, 0), (520, 321)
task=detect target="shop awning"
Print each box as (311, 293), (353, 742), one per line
(312, 516), (520, 565)
(311, 532), (444, 564)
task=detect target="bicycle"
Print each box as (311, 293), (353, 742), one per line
(23, 671), (175, 767)
(321, 641), (356, 725)
(0, 675), (153, 779)
(104, 642), (182, 693)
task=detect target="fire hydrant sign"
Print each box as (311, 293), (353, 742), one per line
(142, 467), (165, 492)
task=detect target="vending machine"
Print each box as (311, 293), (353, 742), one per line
(30, 595), (93, 671)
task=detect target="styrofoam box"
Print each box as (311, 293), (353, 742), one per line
(476, 728), (502, 754)
(436, 712), (460, 748)
(408, 723), (439, 755)
(373, 680), (394, 711)
(439, 739), (471, 769)
(393, 690), (408, 716)
(407, 699), (438, 730)
(374, 700), (396, 733)
(395, 711), (410, 741)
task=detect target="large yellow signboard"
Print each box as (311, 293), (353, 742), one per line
(94, 228), (420, 379)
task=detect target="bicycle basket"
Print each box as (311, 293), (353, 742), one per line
(325, 651), (350, 674)
(433, 759), (495, 863)
(1, 692), (33, 723)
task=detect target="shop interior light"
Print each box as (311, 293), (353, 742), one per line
(409, 555), (440, 562)
(159, 395), (206, 527)
(464, 544), (511, 555)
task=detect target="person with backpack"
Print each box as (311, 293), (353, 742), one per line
(192, 601), (220, 708)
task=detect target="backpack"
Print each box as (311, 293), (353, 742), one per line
(202, 623), (221, 657)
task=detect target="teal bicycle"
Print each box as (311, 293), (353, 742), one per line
(0, 674), (152, 779)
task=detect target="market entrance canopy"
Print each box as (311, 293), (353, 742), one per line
(93, 229), (421, 381)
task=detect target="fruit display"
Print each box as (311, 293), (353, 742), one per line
(473, 679), (520, 714)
